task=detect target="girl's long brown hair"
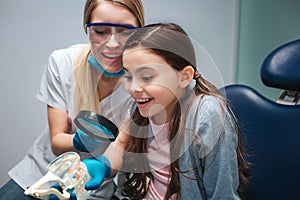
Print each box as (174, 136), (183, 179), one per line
(122, 23), (251, 199)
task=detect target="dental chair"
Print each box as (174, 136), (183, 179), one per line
(221, 39), (300, 200)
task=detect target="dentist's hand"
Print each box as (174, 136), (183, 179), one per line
(83, 155), (112, 190)
(49, 155), (111, 200)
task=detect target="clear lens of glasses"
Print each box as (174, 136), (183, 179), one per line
(87, 23), (137, 45)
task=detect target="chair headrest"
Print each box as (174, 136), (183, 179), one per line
(261, 39), (300, 92)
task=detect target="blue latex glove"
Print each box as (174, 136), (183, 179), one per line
(48, 156), (111, 199)
(49, 183), (77, 200)
(73, 129), (103, 153)
(82, 155), (112, 190)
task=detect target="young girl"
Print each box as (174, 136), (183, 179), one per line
(81, 23), (251, 200)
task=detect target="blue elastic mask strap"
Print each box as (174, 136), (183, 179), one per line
(88, 55), (125, 77)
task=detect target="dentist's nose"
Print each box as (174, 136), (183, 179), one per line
(105, 34), (120, 49)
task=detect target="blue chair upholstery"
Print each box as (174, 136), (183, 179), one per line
(221, 39), (300, 200)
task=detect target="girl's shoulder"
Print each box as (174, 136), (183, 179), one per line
(191, 95), (224, 117)
(198, 95), (220, 106)
(187, 95), (232, 136)
(186, 95), (237, 158)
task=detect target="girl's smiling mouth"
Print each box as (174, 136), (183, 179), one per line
(135, 98), (154, 108)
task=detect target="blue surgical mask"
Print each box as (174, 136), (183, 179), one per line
(88, 55), (125, 77)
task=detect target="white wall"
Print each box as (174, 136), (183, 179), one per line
(143, 0), (239, 87)
(0, 0), (238, 187)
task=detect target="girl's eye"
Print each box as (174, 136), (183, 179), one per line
(142, 76), (153, 82)
(124, 75), (133, 81)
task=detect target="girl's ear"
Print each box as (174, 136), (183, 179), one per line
(179, 65), (194, 88)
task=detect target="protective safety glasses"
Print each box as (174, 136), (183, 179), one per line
(86, 22), (139, 44)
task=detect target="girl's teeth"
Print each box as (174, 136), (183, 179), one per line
(137, 98), (149, 103)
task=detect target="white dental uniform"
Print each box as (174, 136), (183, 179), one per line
(8, 44), (132, 199)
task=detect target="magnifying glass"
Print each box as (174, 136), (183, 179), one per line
(74, 110), (119, 142)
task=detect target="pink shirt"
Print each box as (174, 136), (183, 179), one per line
(143, 122), (178, 200)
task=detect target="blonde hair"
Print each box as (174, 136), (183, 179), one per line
(73, 45), (100, 114)
(73, 0), (145, 115)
